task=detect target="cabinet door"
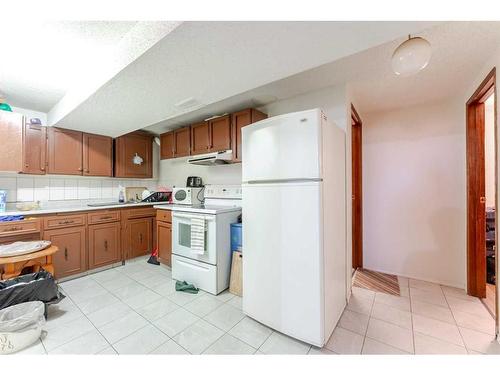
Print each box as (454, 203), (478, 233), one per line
(190, 122), (210, 155)
(47, 127), (83, 175)
(160, 131), (174, 159)
(88, 222), (121, 269)
(157, 221), (172, 266)
(83, 133), (113, 176)
(209, 115), (231, 152)
(128, 218), (152, 258)
(43, 226), (86, 279)
(174, 127), (191, 157)
(22, 123), (47, 174)
(0, 111), (23, 172)
(114, 132), (152, 178)
(231, 109), (267, 162)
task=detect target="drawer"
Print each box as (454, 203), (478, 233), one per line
(0, 218), (41, 238)
(43, 214), (86, 230)
(125, 207), (156, 219)
(88, 210), (121, 225)
(156, 209), (172, 223)
(171, 255), (221, 295)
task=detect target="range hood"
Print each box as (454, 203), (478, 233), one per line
(187, 150), (233, 166)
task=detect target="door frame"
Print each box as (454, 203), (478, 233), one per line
(351, 104), (363, 270)
(466, 67), (496, 299)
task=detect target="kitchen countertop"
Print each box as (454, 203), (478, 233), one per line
(0, 201), (170, 217)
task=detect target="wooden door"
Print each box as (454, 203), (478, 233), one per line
(209, 115), (231, 152)
(466, 68), (495, 298)
(47, 127), (83, 175)
(22, 123), (47, 174)
(231, 109), (267, 162)
(83, 133), (113, 176)
(174, 127), (191, 157)
(88, 222), (121, 269)
(157, 221), (172, 266)
(351, 105), (363, 270)
(160, 131), (175, 159)
(114, 132), (152, 178)
(128, 218), (152, 258)
(190, 122), (210, 155)
(43, 226), (86, 279)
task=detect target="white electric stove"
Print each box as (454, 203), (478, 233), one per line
(159, 185), (241, 295)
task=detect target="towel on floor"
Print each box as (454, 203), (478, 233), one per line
(190, 216), (206, 254)
(175, 280), (199, 294)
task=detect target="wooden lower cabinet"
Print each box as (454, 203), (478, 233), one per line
(43, 226), (86, 279)
(88, 222), (121, 269)
(126, 217), (153, 259)
(157, 221), (172, 266)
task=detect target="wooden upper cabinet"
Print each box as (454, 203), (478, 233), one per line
(0, 111), (48, 174)
(209, 115), (231, 152)
(231, 109), (267, 162)
(47, 127), (83, 175)
(174, 127), (191, 157)
(83, 133), (113, 177)
(22, 123), (47, 174)
(191, 122), (210, 155)
(160, 131), (174, 160)
(114, 131), (153, 178)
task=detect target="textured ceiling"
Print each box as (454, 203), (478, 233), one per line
(51, 21), (437, 136)
(0, 21), (137, 111)
(143, 21), (500, 131)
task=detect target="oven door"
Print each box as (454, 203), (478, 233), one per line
(172, 212), (217, 265)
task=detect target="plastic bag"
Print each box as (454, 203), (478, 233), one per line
(0, 301), (45, 354)
(0, 270), (65, 310)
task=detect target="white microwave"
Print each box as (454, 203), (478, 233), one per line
(172, 187), (204, 205)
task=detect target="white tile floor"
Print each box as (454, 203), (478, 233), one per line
(13, 261), (500, 355)
(327, 277), (500, 355)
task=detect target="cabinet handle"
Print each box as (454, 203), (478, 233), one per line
(60, 220), (75, 225)
(100, 216), (113, 220)
(64, 247), (68, 260)
(104, 240), (108, 251)
(139, 233), (143, 243)
(78, 167), (83, 171)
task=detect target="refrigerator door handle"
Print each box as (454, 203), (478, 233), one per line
(244, 178), (323, 184)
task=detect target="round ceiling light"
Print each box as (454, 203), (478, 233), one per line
(391, 35), (432, 76)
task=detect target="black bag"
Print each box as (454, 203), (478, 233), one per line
(0, 270), (65, 311)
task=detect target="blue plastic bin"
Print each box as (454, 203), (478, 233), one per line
(231, 223), (242, 252)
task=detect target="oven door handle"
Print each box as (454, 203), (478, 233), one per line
(173, 213), (216, 221)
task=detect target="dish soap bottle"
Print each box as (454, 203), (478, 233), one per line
(118, 188), (125, 203)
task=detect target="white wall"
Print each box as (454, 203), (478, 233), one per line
(362, 98), (466, 288)
(11, 106), (47, 125)
(157, 157), (242, 187)
(485, 94), (496, 208)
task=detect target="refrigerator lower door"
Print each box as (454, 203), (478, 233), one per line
(242, 181), (325, 346)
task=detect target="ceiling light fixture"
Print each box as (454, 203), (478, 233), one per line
(391, 35), (432, 76)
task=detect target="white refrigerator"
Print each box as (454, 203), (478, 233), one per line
(241, 108), (346, 347)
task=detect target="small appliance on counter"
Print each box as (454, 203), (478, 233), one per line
(172, 187), (204, 205)
(186, 176), (203, 188)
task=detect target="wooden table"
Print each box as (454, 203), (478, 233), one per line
(0, 245), (58, 280)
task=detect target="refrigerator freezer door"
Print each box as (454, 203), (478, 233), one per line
(242, 181), (325, 346)
(242, 109), (321, 183)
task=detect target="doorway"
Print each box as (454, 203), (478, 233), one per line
(351, 104), (363, 271)
(466, 68), (497, 321)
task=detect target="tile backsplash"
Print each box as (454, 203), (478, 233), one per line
(0, 174), (159, 203)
